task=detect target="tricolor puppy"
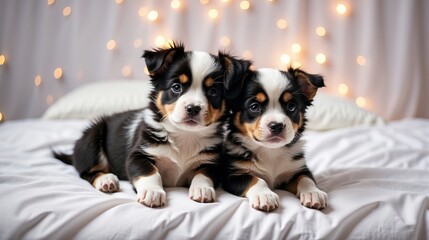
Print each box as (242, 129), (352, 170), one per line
(55, 42), (250, 207)
(222, 67), (327, 211)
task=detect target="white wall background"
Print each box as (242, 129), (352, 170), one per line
(0, 0), (428, 122)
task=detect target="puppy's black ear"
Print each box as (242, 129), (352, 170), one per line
(142, 41), (185, 77)
(218, 52), (252, 100)
(290, 67), (325, 100)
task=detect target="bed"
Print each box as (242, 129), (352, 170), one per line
(1, 80), (428, 239)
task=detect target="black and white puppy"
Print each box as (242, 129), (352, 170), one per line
(222, 67), (327, 211)
(55, 42), (250, 207)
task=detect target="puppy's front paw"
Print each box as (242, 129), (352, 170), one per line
(189, 173), (216, 203)
(299, 189), (327, 209)
(136, 187), (166, 208)
(189, 186), (216, 203)
(93, 173), (120, 193)
(247, 190), (280, 212)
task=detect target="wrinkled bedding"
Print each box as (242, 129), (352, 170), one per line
(0, 119), (428, 239)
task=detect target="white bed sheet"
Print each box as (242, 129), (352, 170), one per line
(0, 119), (428, 239)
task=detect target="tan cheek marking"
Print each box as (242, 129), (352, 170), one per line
(204, 101), (225, 125)
(244, 116), (262, 141)
(282, 92), (292, 102)
(292, 112), (303, 132)
(156, 92), (176, 117)
(243, 176), (259, 196)
(234, 112), (247, 135)
(256, 92), (267, 103)
(179, 74), (189, 84)
(205, 77), (214, 88)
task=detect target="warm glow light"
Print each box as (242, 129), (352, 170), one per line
(0, 55), (5, 65)
(357, 55), (366, 65)
(221, 0), (230, 2)
(0, 112), (3, 122)
(280, 54), (291, 65)
(144, 66), (150, 75)
(47, 0), (55, 5)
(46, 95), (54, 105)
(106, 40), (116, 50)
(155, 36), (165, 47)
(147, 10), (159, 21)
(134, 38), (143, 48)
(63, 6), (71, 16)
(115, 0), (124, 4)
(292, 61), (302, 68)
(220, 36), (230, 47)
(243, 50), (253, 59)
(208, 9), (219, 19)
(122, 66), (132, 77)
(171, 0), (181, 9)
(200, 0), (209, 4)
(356, 97), (366, 108)
(291, 43), (302, 54)
(249, 65), (256, 71)
(316, 26), (326, 37)
(34, 75), (42, 87)
(240, 1), (250, 10)
(315, 53), (326, 64)
(338, 83), (349, 95)
(277, 19), (288, 29)
(138, 7), (148, 17)
(336, 3), (347, 15)
(54, 68), (63, 79)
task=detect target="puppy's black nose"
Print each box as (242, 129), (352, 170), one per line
(186, 105), (201, 117)
(268, 122), (284, 135)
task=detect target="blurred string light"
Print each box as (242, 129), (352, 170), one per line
(46, 95), (54, 105)
(316, 26), (326, 37)
(200, 0), (209, 4)
(208, 9), (219, 19)
(291, 43), (302, 54)
(280, 54), (291, 65)
(54, 67), (63, 79)
(315, 53), (326, 64)
(133, 38), (143, 48)
(242, 50), (253, 59)
(171, 0), (181, 9)
(338, 83), (349, 95)
(63, 6), (71, 16)
(34, 75), (42, 87)
(276, 19), (287, 29)
(138, 7), (148, 17)
(106, 40), (117, 50)
(115, 0), (124, 4)
(220, 36), (231, 47)
(122, 65), (132, 77)
(147, 10), (159, 21)
(240, 1), (250, 10)
(47, 0), (55, 6)
(357, 55), (366, 65)
(336, 3), (347, 15)
(154, 35), (166, 47)
(292, 61), (302, 68)
(0, 54), (5, 65)
(0, 112), (3, 122)
(356, 97), (366, 108)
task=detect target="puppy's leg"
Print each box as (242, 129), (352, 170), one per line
(189, 169), (216, 203)
(73, 120), (120, 192)
(127, 151), (166, 208)
(224, 174), (279, 212)
(284, 169), (327, 209)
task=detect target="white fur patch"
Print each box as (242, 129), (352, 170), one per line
(245, 178), (280, 212)
(297, 177), (327, 209)
(93, 173), (120, 193)
(189, 173), (216, 203)
(190, 51), (219, 89)
(126, 109), (146, 147)
(133, 172), (166, 207)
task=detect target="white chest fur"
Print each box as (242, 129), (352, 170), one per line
(235, 140), (307, 189)
(142, 131), (221, 187)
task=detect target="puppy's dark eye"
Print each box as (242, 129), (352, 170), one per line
(249, 102), (261, 113)
(208, 88), (218, 97)
(287, 101), (297, 112)
(171, 83), (182, 94)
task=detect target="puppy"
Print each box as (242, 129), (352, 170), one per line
(55, 42), (250, 207)
(222, 67), (327, 211)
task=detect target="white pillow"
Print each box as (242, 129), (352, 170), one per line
(43, 81), (385, 131)
(43, 80), (152, 119)
(306, 92), (385, 131)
